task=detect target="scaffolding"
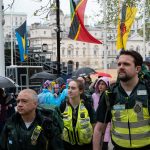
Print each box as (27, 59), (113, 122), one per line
(6, 65), (43, 93)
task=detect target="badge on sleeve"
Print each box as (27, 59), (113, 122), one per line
(134, 101), (142, 113)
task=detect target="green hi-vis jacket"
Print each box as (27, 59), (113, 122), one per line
(0, 110), (64, 150)
(108, 81), (150, 148)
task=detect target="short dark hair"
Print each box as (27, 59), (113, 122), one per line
(119, 50), (143, 66)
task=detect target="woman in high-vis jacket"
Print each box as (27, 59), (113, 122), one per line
(60, 79), (96, 150)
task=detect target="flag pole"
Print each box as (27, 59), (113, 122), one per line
(0, 0), (5, 76)
(143, 0), (146, 61)
(56, 0), (61, 77)
(103, 0), (107, 70)
(10, 3), (14, 66)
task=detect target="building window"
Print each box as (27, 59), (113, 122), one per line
(76, 51), (78, 56)
(83, 50), (85, 56)
(68, 50), (71, 56)
(62, 49), (65, 56)
(83, 47), (86, 56)
(129, 45), (134, 51)
(94, 45), (98, 56)
(94, 50), (97, 56)
(67, 44), (74, 56)
(68, 44), (74, 49)
(44, 31), (46, 34)
(76, 62), (79, 69)
(136, 45), (140, 52)
(62, 47), (65, 56)
(53, 47), (56, 55)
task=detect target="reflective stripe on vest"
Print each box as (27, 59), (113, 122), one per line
(62, 101), (93, 145)
(111, 106), (150, 148)
(113, 119), (150, 128)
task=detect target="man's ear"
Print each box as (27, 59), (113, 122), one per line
(136, 66), (141, 73)
(34, 100), (38, 107)
(79, 90), (83, 95)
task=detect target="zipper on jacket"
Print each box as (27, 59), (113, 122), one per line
(126, 97), (132, 146)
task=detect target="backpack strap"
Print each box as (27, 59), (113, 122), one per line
(100, 89), (113, 148)
(143, 80), (150, 115)
(100, 83), (118, 148)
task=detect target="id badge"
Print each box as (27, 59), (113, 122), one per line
(137, 90), (147, 96)
(113, 104), (125, 110)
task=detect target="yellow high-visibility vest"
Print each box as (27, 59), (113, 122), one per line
(111, 102), (150, 148)
(62, 100), (93, 145)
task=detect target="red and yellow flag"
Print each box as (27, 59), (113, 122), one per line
(69, 0), (102, 44)
(116, 4), (137, 50)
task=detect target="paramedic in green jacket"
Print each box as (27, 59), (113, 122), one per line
(0, 89), (64, 150)
(93, 50), (150, 150)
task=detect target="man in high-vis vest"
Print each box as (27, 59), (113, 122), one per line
(93, 50), (150, 150)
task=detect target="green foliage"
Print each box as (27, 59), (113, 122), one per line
(97, 0), (150, 27)
(138, 23), (150, 41)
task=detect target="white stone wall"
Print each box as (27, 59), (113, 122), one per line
(28, 13), (150, 69)
(4, 12), (27, 40)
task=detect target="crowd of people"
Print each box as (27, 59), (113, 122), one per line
(0, 50), (150, 150)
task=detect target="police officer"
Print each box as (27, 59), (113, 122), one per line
(0, 89), (64, 150)
(93, 50), (150, 150)
(60, 79), (96, 150)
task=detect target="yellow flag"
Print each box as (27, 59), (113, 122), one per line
(116, 6), (137, 50)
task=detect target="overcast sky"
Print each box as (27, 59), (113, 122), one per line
(3, 0), (100, 25)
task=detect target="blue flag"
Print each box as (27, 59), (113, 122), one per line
(15, 21), (28, 62)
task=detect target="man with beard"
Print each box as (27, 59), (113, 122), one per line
(93, 50), (150, 150)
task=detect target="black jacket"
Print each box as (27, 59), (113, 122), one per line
(0, 110), (64, 150)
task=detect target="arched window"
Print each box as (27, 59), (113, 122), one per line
(67, 44), (74, 56)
